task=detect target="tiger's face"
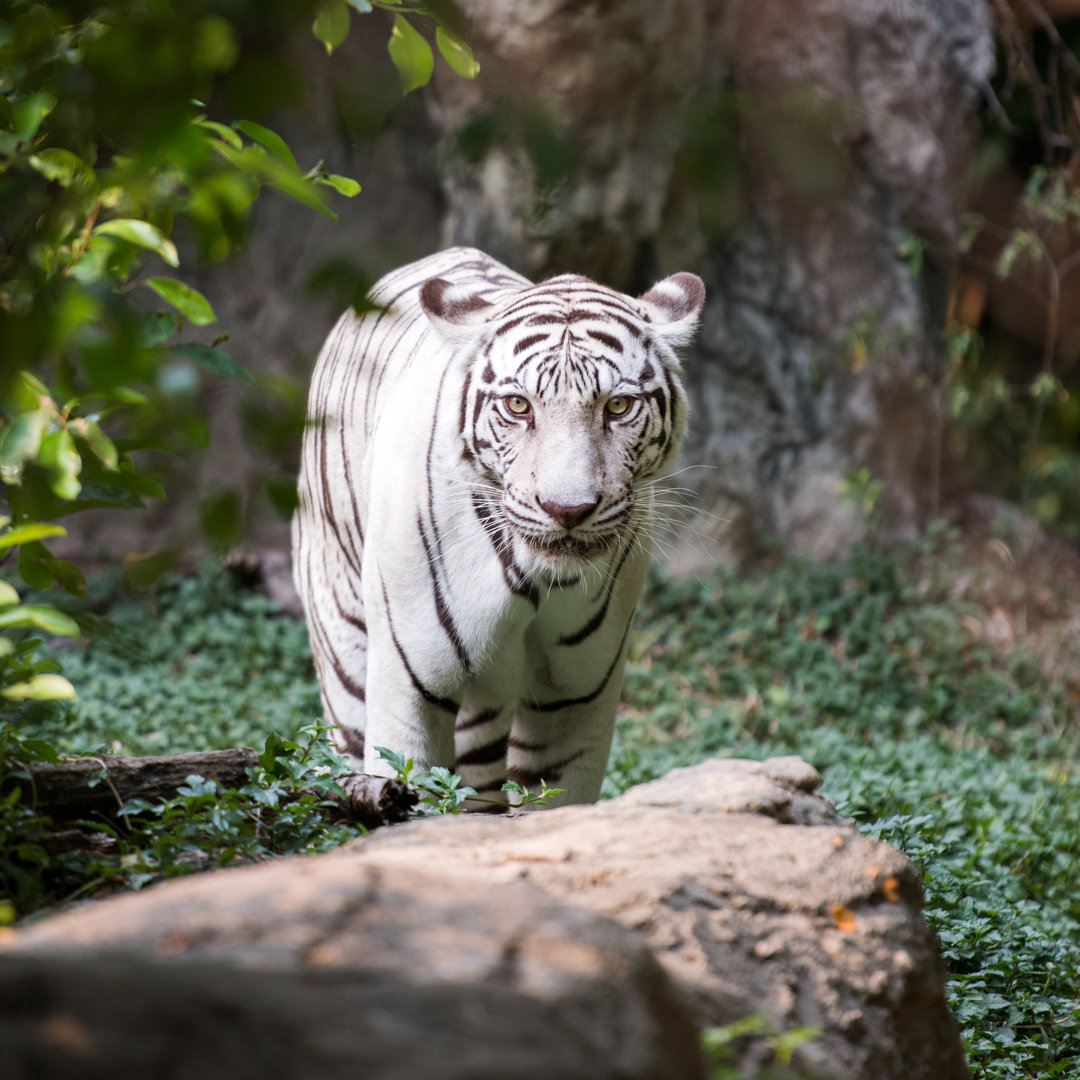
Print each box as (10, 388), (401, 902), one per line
(420, 272), (705, 574)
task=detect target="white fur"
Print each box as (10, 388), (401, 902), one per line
(292, 248), (704, 806)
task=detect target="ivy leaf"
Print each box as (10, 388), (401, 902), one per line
(435, 26), (480, 79)
(313, 0), (350, 56)
(388, 14), (434, 95)
(145, 277), (217, 326)
(171, 343), (255, 383)
(93, 219), (179, 268)
(236, 120), (298, 170)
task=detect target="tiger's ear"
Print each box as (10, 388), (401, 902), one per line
(419, 277), (495, 346)
(637, 272), (706, 346)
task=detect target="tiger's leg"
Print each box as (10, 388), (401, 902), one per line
(454, 705), (514, 809)
(293, 528), (369, 765)
(360, 593), (458, 779)
(507, 664), (626, 808)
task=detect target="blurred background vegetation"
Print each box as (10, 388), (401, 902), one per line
(2, 3), (1080, 1076)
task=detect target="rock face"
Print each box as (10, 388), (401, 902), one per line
(3, 757), (967, 1080)
(436, 0), (995, 565)
(2, 866), (700, 1080)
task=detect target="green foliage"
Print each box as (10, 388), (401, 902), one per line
(20, 561), (321, 756)
(311, 0), (479, 89)
(112, 723), (362, 889)
(1, 716), (363, 913)
(501, 778), (564, 806)
(375, 745), (477, 814)
(3, 541), (1079, 1079)
(0, 0), (479, 805)
(609, 540), (1079, 1080)
(375, 747), (565, 812)
(702, 1014), (821, 1080)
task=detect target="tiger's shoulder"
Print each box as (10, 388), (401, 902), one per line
(368, 247), (531, 313)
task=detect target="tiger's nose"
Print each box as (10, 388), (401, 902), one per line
(540, 499), (598, 529)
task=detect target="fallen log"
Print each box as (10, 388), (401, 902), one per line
(2, 749), (416, 834)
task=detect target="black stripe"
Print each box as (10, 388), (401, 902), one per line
(558, 533), (636, 646)
(456, 732), (509, 767)
(527, 618), (633, 712)
(335, 592), (367, 634)
(338, 725), (365, 758)
(456, 708), (501, 731)
(310, 612), (367, 702)
(506, 749), (583, 789)
(585, 328), (624, 352)
(417, 513), (471, 671)
(381, 578), (460, 714)
(513, 332), (551, 355)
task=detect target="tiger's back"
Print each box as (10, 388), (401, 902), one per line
(293, 247), (704, 805)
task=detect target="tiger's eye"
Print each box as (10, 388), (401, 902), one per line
(505, 394), (531, 415)
(605, 395), (632, 416)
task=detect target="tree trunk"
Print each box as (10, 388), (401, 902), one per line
(3, 751), (416, 835)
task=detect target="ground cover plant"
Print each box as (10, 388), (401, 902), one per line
(1, 531), (1078, 1080)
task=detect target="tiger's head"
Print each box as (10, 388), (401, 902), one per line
(419, 271), (705, 574)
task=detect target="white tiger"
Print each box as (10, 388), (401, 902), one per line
(292, 247), (704, 806)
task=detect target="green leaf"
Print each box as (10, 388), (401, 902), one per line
(19, 739), (61, 764)
(0, 604), (80, 637)
(0, 410), (51, 479)
(0, 582), (19, 607)
(8, 371), (51, 412)
(85, 468), (166, 502)
(145, 278), (217, 326)
(72, 418), (119, 469)
(13, 92), (56, 141)
(0, 524), (67, 551)
(236, 120), (297, 170)
(18, 543), (55, 589)
(317, 173), (361, 197)
(388, 15), (434, 95)
(1, 674), (77, 701)
(38, 429), (82, 500)
(171, 343), (254, 383)
(313, 0), (350, 55)
(27, 148), (96, 190)
(74, 482), (146, 511)
(435, 26), (480, 79)
(212, 143), (335, 219)
(93, 220), (179, 268)
(195, 118), (244, 149)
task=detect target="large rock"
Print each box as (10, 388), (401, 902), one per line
(3, 757), (965, 1080)
(0, 864), (702, 1080)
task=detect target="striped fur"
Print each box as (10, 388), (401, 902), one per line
(292, 247), (704, 806)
